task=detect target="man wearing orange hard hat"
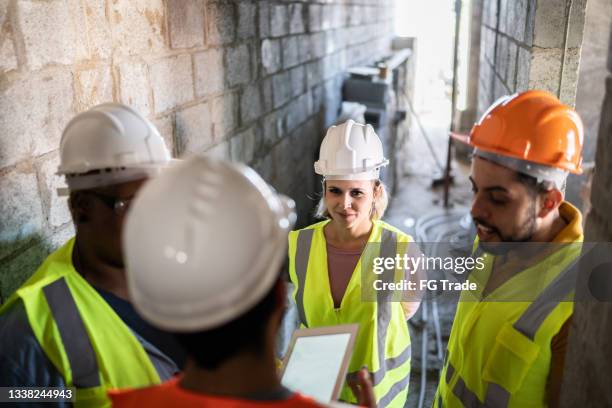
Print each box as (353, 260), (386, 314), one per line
(434, 90), (584, 408)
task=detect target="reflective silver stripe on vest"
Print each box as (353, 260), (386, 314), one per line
(513, 257), (579, 340)
(377, 369), (411, 407)
(452, 371), (511, 408)
(347, 344), (412, 386)
(445, 360), (455, 384)
(484, 383), (511, 407)
(43, 278), (100, 388)
(375, 229), (409, 406)
(452, 376), (482, 408)
(295, 229), (314, 328)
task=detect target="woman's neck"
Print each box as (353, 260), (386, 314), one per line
(325, 218), (374, 249)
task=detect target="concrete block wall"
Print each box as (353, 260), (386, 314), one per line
(0, 0), (395, 302)
(560, 24), (612, 407)
(477, 0), (587, 117)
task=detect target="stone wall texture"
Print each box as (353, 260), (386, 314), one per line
(561, 23), (612, 408)
(477, 0), (586, 117)
(0, 0), (395, 302)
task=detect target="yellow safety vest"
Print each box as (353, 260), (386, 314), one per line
(288, 219), (412, 408)
(0, 238), (161, 407)
(434, 238), (583, 407)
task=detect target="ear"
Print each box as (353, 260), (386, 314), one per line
(537, 189), (563, 218)
(373, 181), (381, 198)
(69, 192), (91, 224)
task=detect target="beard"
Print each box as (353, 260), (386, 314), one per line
(474, 200), (537, 255)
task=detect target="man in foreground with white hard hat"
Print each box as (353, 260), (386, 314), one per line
(110, 156), (375, 408)
(0, 103), (184, 406)
(435, 90), (585, 407)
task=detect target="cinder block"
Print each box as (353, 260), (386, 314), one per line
(510, 0), (528, 42)
(75, 66), (114, 111)
(567, 0), (587, 48)
(528, 47), (562, 95)
(261, 39), (282, 74)
(321, 5), (333, 31)
(289, 4), (305, 34)
(609, 29), (612, 72)
(119, 61), (151, 116)
(282, 36), (300, 69)
(152, 115), (175, 156)
(348, 5), (361, 26)
(493, 73), (509, 100)
(225, 44), (251, 87)
(309, 4), (323, 32)
(272, 71), (291, 109)
(498, 0), (508, 34)
(311, 83), (324, 115)
(17, 0), (85, 69)
(207, 2), (235, 45)
(306, 60), (323, 88)
(270, 5), (289, 37)
(36, 152), (71, 228)
(289, 66), (306, 98)
(194, 48), (224, 97)
(150, 54), (194, 113)
(524, 0), (536, 46)
(506, 41), (518, 91)
(533, 0), (566, 48)
(0, 68), (74, 168)
(109, 0), (165, 56)
(331, 5), (345, 29)
(499, 37), (509, 82)
(310, 32), (326, 59)
(238, 2), (256, 39)
(0, 243), (49, 302)
(559, 47), (581, 106)
(240, 83), (263, 126)
(261, 77), (274, 113)
(258, 2), (270, 38)
(262, 111), (281, 146)
(486, 0), (499, 28)
(211, 92), (238, 141)
(168, 0), (205, 49)
(175, 102), (214, 155)
(230, 127), (257, 163)
(284, 93), (311, 134)
(0, 168), (43, 247)
(82, 0), (112, 59)
(0, 33), (17, 73)
(298, 35), (312, 63)
(516, 46), (531, 91)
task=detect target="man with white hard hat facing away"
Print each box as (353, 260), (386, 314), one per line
(110, 156), (376, 408)
(0, 103), (184, 406)
(435, 90), (585, 407)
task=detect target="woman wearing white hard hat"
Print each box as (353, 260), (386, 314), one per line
(287, 120), (419, 407)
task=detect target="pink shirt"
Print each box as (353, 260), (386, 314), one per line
(326, 243), (361, 308)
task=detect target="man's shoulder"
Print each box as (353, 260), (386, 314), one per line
(0, 301), (65, 387)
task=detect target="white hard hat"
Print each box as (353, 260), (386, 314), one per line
(314, 119), (389, 180)
(123, 156), (296, 332)
(57, 103), (172, 194)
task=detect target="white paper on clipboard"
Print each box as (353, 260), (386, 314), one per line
(280, 324), (358, 403)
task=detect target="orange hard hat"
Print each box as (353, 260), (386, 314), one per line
(453, 90), (584, 174)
